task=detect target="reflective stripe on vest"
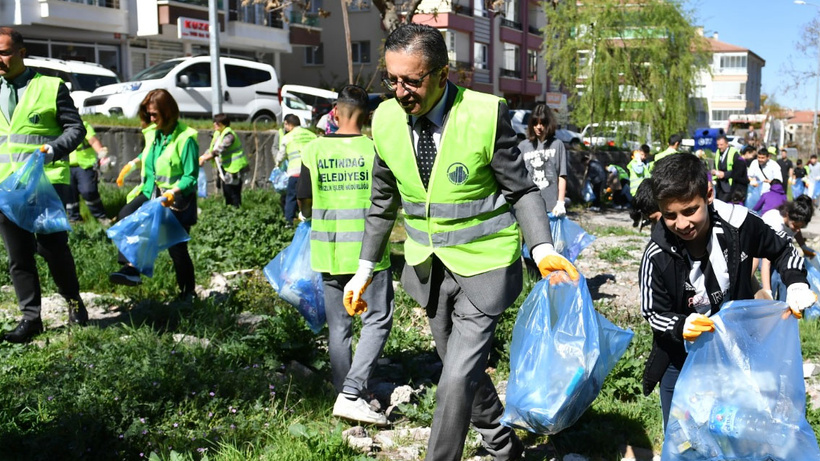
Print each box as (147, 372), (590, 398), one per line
(301, 135), (390, 274)
(210, 127), (247, 174)
(371, 86), (520, 276)
(0, 74), (68, 184)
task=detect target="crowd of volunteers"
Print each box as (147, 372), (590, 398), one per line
(1, 23), (819, 460)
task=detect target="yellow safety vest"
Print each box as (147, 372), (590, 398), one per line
(302, 135), (390, 274)
(69, 121), (98, 169)
(281, 126), (316, 177)
(151, 123), (199, 192)
(209, 126), (247, 174)
(0, 73), (69, 184)
(371, 86), (520, 277)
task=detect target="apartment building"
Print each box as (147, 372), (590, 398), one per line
(277, 0), (549, 108)
(693, 32), (765, 131)
(0, 0), (319, 80)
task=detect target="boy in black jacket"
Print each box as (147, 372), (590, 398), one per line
(638, 153), (817, 427)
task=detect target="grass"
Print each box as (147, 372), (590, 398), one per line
(598, 247), (632, 263)
(0, 191), (817, 460)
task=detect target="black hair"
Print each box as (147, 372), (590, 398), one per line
(668, 133), (682, 146)
(213, 113), (230, 127)
(651, 153), (709, 203)
(384, 23), (449, 71)
(283, 114), (301, 127)
(335, 84), (369, 126)
(742, 145), (756, 154)
(716, 134), (728, 143)
(757, 148), (770, 157)
(527, 103), (557, 142)
(640, 144), (651, 156)
(780, 195), (814, 224)
(770, 178), (782, 187)
(629, 179), (658, 226)
(797, 159), (804, 166)
(0, 27), (25, 50)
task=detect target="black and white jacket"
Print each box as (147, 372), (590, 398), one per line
(638, 199), (806, 395)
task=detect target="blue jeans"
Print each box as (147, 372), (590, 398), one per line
(284, 176), (299, 223)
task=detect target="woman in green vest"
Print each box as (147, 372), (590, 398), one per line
(198, 113), (248, 207)
(109, 89), (199, 300)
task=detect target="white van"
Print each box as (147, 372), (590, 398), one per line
(581, 121), (652, 151)
(280, 84), (338, 127)
(24, 56), (120, 110)
(83, 56), (281, 123)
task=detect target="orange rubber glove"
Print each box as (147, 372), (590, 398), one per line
(682, 313), (715, 341)
(343, 261), (375, 316)
(117, 161), (135, 187)
(161, 191), (175, 208)
(534, 244), (580, 284)
(343, 278), (371, 316)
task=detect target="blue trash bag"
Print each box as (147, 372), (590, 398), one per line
(197, 168), (207, 198)
(744, 183), (761, 209)
(269, 165), (288, 192)
(263, 221), (326, 333)
(0, 151), (71, 234)
(791, 179), (805, 199)
(803, 257), (820, 320)
(522, 214), (596, 263)
(662, 299), (820, 461)
(582, 180), (596, 203)
(501, 274), (634, 434)
(106, 198), (190, 277)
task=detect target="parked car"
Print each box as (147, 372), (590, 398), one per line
(25, 56), (120, 110)
(83, 56), (281, 123)
(581, 122), (652, 151)
(280, 84), (337, 127)
(509, 109), (582, 148)
(725, 135), (745, 151)
(555, 129), (583, 149)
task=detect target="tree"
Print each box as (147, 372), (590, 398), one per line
(543, 0), (708, 143)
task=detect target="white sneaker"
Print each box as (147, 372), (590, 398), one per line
(332, 394), (389, 426)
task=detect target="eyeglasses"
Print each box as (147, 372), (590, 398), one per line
(147, 111), (159, 118)
(382, 67), (440, 92)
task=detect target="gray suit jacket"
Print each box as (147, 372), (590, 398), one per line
(360, 82), (552, 316)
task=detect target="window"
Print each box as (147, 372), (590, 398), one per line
(474, 43), (488, 70)
(347, 0), (370, 11)
(226, 65), (272, 87)
(711, 109), (744, 122)
(527, 49), (538, 80)
(504, 43), (519, 71)
(473, 0), (487, 17)
(305, 44), (324, 66)
(504, 0), (519, 23)
(179, 62), (211, 88)
(352, 41), (371, 64)
(719, 55), (747, 70)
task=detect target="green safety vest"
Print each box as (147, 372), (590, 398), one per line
(69, 121), (98, 169)
(302, 135), (390, 275)
(151, 123), (198, 192)
(717, 146), (739, 185)
(0, 73), (69, 184)
(209, 126), (247, 174)
(608, 164), (628, 180)
(126, 125), (154, 203)
(654, 147), (678, 163)
(627, 158), (650, 191)
(281, 126), (316, 176)
(371, 86), (520, 277)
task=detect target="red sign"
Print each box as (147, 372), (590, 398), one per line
(178, 17), (210, 42)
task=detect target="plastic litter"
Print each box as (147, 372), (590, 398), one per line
(502, 274), (633, 434)
(0, 151), (71, 234)
(264, 221), (325, 333)
(106, 198), (190, 277)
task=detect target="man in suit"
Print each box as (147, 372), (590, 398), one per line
(711, 134), (747, 203)
(343, 24), (578, 461)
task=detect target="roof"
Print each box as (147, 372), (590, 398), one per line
(789, 110), (818, 124)
(705, 37), (765, 66)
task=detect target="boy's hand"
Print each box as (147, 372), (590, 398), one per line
(343, 261), (375, 316)
(801, 245), (816, 258)
(682, 313), (714, 341)
(786, 283), (817, 319)
(533, 243), (579, 284)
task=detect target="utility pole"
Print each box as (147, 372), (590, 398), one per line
(796, 1), (820, 155)
(209, 0), (222, 115)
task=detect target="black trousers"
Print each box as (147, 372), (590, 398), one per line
(217, 176), (242, 207)
(67, 166), (106, 220)
(0, 212), (81, 320)
(116, 194), (196, 296)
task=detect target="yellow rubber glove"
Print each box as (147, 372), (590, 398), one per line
(682, 313), (715, 341)
(161, 191), (175, 208)
(534, 244), (580, 284)
(786, 283), (817, 319)
(342, 261), (375, 316)
(117, 162), (135, 187)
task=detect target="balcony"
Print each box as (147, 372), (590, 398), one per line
(501, 19), (522, 30)
(500, 68), (521, 79)
(166, 0), (224, 6)
(225, 5), (289, 52)
(528, 24), (542, 35)
(38, 0), (128, 33)
(289, 10), (321, 27)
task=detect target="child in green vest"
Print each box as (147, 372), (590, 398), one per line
(296, 85), (394, 426)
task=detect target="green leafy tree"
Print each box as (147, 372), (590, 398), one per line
(543, 0), (708, 143)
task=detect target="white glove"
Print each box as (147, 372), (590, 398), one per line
(97, 147), (109, 159)
(786, 283), (817, 319)
(682, 313), (714, 342)
(343, 260), (375, 316)
(39, 144), (55, 163)
(551, 201), (566, 218)
(298, 211), (309, 222)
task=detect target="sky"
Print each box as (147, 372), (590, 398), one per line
(684, 0), (817, 110)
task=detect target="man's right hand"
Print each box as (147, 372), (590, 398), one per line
(116, 161), (135, 187)
(343, 261), (375, 316)
(682, 313), (714, 341)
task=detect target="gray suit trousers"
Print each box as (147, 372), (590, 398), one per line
(424, 260), (520, 461)
(323, 268), (394, 396)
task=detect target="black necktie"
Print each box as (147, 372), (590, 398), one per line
(416, 117), (437, 188)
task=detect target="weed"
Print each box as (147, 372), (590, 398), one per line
(598, 247), (631, 263)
